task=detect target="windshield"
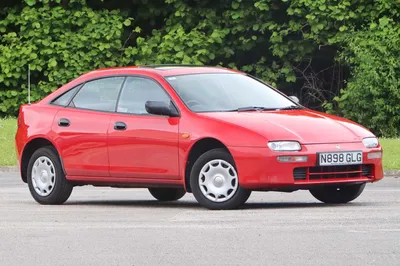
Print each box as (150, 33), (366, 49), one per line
(165, 73), (299, 112)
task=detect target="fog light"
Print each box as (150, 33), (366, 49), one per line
(277, 156), (308, 163)
(367, 152), (382, 159)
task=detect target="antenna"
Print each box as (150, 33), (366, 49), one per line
(28, 64), (31, 105)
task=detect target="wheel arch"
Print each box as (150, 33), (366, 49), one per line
(20, 137), (65, 183)
(184, 137), (232, 192)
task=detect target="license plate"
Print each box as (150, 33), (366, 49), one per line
(318, 151), (363, 166)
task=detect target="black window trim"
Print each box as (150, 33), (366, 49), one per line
(48, 74), (181, 117)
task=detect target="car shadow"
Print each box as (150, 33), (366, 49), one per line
(239, 201), (368, 209)
(65, 200), (201, 209)
(64, 200), (369, 210)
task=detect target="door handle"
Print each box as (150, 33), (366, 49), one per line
(114, 122), (127, 130)
(58, 118), (70, 127)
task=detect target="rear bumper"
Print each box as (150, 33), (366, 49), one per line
(229, 143), (384, 190)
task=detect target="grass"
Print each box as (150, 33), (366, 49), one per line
(0, 118), (399, 170)
(380, 138), (400, 170)
(0, 118), (18, 166)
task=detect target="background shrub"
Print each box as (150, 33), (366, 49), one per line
(0, 0), (399, 136)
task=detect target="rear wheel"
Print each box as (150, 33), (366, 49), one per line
(27, 146), (73, 205)
(190, 148), (251, 210)
(309, 183), (366, 204)
(148, 188), (186, 201)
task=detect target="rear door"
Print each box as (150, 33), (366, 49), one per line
(52, 76), (125, 177)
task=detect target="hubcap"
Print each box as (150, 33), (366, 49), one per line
(31, 156), (56, 196)
(198, 159), (238, 203)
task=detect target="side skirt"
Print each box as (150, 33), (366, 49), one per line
(66, 175), (184, 189)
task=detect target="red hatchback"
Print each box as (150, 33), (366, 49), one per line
(15, 65), (384, 209)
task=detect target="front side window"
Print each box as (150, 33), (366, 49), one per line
(116, 77), (170, 115)
(166, 73), (298, 112)
(70, 77), (125, 112)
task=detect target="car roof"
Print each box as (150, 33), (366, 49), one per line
(85, 64), (240, 78)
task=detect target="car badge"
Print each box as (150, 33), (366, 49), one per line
(336, 145), (341, 150)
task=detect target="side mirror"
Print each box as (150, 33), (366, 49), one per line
(145, 100), (179, 117)
(289, 96), (300, 104)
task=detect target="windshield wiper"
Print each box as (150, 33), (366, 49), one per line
(226, 105), (304, 112)
(230, 106), (277, 112)
(277, 105), (304, 110)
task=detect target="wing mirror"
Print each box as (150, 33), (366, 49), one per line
(145, 100), (179, 117)
(289, 96), (300, 104)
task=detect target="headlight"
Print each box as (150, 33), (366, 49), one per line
(268, 141), (301, 151)
(362, 137), (379, 148)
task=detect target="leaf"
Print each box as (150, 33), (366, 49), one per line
(231, 12), (240, 19)
(48, 59), (57, 67)
(379, 17), (389, 27)
(123, 19), (131, 27)
(25, 0), (36, 6)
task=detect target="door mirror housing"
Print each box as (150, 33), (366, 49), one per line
(145, 100), (179, 117)
(289, 95), (300, 104)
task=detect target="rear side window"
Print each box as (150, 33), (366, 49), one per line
(70, 77), (125, 112)
(51, 86), (79, 106)
(116, 77), (170, 114)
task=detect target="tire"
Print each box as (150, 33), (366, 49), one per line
(309, 183), (366, 204)
(148, 187), (186, 201)
(27, 146), (73, 205)
(190, 148), (251, 210)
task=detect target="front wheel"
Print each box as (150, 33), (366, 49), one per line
(148, 187), (186, 201)
(190, 148), (251, 210)
(309, 183), (366, 204)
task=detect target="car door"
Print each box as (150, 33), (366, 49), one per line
(52, 76), (125, 177)
(107, 76), (180, 180)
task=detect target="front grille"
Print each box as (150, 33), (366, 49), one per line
(293, 164), (373, 181)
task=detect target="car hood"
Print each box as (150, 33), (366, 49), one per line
(199, 109), (374, 144)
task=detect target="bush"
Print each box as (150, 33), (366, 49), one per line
(0, 1), (133, 115)
(325, 22), (400, 137)
(0, 0), (399, 137)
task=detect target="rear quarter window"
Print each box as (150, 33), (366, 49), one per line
(51, 86), (79, 106)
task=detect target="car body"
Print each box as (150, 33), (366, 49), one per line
(15, 65), (384, 209)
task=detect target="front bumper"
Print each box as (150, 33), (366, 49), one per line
(229, 142), (384, 190)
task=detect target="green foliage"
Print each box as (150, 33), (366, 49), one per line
(0, 1), (134, 114)
(326, 23), (400, 137)
(0, 0), (399, 136)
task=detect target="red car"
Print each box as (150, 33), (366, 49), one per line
(15, 65), (384, 210)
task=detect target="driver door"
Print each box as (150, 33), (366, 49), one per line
(107, 76), (180, 180)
